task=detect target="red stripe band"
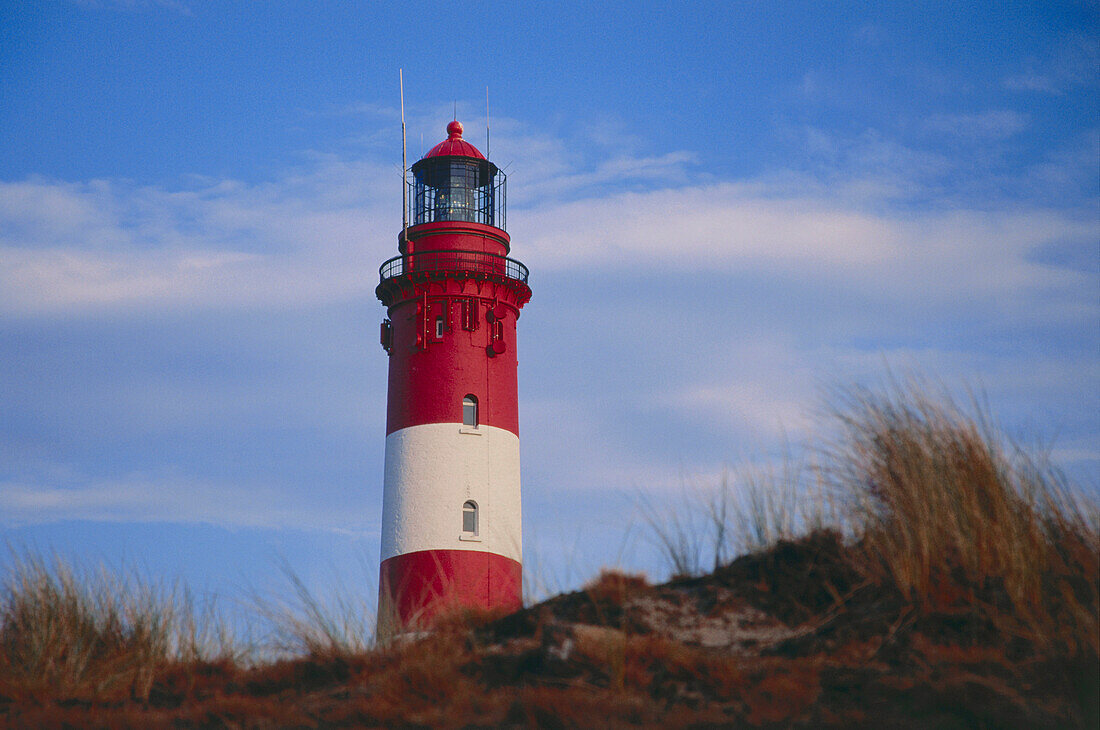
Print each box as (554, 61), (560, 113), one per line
(386, 296), (520, 436)
(378, 550), (522, 632)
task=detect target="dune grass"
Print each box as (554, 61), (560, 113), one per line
(251, 559), (376, 660)
(0, 551), (238, 702)
(828, 382), (1098, 655)
(639, 460), (836, 578)
(644, 380), (1097, 654)
(0, 381), (1095, 725)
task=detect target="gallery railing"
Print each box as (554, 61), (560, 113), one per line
(379, 249), (529, 284)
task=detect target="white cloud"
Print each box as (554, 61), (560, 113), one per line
(517, 185), (893, 271)
(0, 115), (1095, 537)
(670, 382), (814, 440)
(1003, 32), (1099, 94)
(515, 183), (1097, 322)
(923, 111), (1029, 140)
(0, 476), (377, 535)
(1003, 72), (1061, 93)
(0, 123), (698, 316)
(0, 164), (396, 314)
(4, 112), (1091, 321)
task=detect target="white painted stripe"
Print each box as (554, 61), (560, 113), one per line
(381, 423), (522, 563)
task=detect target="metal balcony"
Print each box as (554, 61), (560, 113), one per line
(378, 249), (529, 285)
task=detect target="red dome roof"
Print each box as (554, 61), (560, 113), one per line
(422, 120), (486, 160)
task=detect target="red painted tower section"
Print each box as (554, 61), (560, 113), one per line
(376, 121), (531, 637)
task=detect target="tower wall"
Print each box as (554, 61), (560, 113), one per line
(383, 283), (522, 436)
(378, 422), (522, 632)
(381, 423), (522, 563)
(377, 236), (529, 635)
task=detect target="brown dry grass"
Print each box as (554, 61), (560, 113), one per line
(0, 382), (1096, 727)
(830, 382), (1099, 657)
(253, 559), (375, 660)
(0, 552), (236, 706)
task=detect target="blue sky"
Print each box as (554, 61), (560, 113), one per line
(1, 1), (1097, 611)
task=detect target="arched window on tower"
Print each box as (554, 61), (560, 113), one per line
(462, 395), (478, 428)
(462, 500), (478, 535)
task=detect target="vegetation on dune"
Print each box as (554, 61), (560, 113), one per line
(0, 553), (238, 704)
(252, 560), (376, 661)
(831, 384), (1098, 658)
(0, 383), (1096, 727)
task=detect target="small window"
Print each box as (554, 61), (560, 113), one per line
(462, 395), (478, 427)
(435, 316), (444, 338)
(462, 500), (478, 535)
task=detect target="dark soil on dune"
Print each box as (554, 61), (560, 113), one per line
(2, 531), (1096, 728)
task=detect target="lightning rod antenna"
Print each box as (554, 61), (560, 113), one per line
(400, 69), (408, 243)
(485, 86), (490, 159)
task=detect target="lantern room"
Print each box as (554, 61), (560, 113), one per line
(409, 121), (506, 230)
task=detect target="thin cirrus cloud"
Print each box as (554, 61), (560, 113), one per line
(0, 113), (1096, 533)
(7, 173), (1086, 320)
(0, 477), (373, 534)
(517, 184), (1094, 305)
(0, 165), (394, 314)
(921, 111), (1030, 140)
(1, 114), (1093, 318)
(1002, 32), (1100, 94)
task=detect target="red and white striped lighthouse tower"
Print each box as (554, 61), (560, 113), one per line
(376, 120), (531, 636)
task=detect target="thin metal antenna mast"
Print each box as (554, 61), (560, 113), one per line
(485, 86), (490, 159)
(399, 69), (408, 243)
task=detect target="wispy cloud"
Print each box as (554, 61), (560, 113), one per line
(853, 23), (887, 48)
(1, 113), (1096, 532)
(922, 111), (1029, 140)
(0, 163), (396, 314)
(0, 476), (375, 534)
(516, 182), (1096, 313)
(1003, 32), (1100, 94)
(6, 109), (1089, 316)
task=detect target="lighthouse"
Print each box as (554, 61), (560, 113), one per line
(376, 120), (531, 636)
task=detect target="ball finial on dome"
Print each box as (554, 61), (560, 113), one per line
(420, 119), (485, 159)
